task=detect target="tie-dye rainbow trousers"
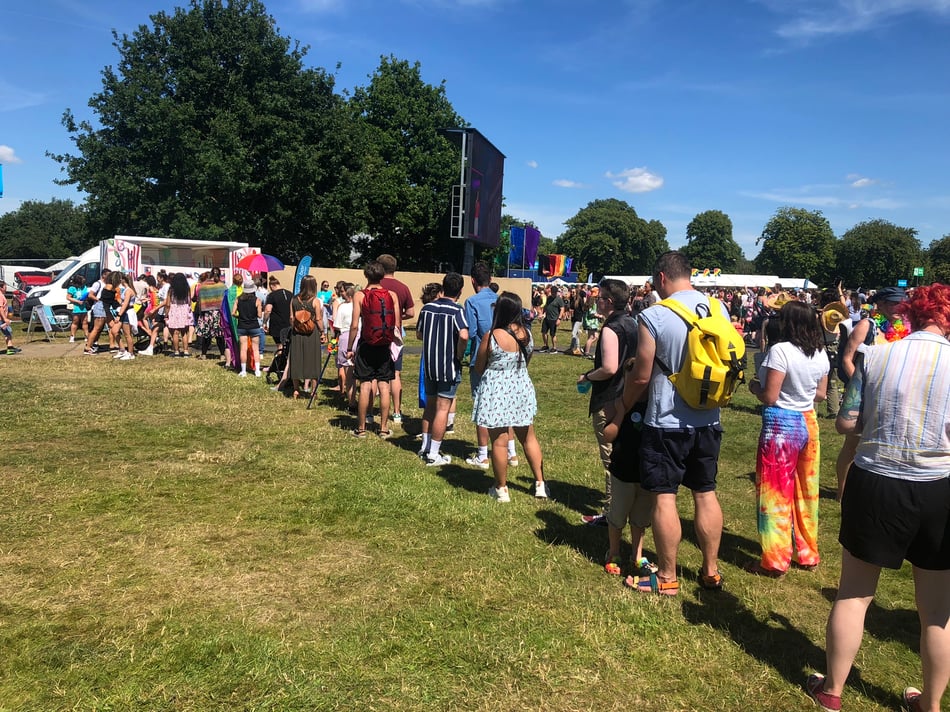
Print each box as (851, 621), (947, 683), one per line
(754, 406), (820, 573)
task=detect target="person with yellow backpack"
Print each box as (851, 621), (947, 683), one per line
(619, 251), (744, 595)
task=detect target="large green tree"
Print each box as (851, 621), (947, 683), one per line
(51, 0), (358, 264)
(682, 210), (743, 271)
(927, 234), (950, 284)
(348, 56), (465, 270)
(754, 207), (836, 285)
(0, 199), (90, 260)
(556, 198), (668, 277)
(835, 219), (922, 288)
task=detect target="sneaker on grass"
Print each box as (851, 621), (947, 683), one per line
(392, 412), (403, 423)
(534, 481), (548, 499)
(465, 454), (490, 469)
(902, 687), (923, 712)
(581, 513), (607, 526)
(805, 673), (841, 712)
(425, 453), (451, 467)
(488, 486), (510, 502)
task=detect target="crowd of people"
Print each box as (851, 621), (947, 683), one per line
(12, 248), (948, 711)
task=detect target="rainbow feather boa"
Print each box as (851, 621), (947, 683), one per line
(873, 313), (910, 342)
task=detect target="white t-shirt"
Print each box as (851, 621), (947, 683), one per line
(758, 341), (830, 411)
(336, 301), (354, 332)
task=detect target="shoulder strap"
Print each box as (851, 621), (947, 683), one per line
(659, 297), (700, 329)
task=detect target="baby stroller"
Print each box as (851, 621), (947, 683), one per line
(266, 327), (292, 384)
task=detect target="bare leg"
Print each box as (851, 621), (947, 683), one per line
(251, 335), (260, 374)
(913, 566), (950, 712)
(693, 490), (723, 578)
(377, 380), (392, 432)
(391, 370), (402, 416)
(356, 380), (373, 432)
(487, 427), (509, 488)
(651, 492), (681, 582)
(513, 424), (544, 483)
(822, 550), (881, 697)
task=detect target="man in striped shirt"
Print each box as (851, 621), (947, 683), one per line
(416, 272), (469, 466)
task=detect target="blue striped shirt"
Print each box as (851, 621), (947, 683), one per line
(417, 298), (468, 382)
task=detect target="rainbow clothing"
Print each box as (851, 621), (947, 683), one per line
(755, 407), (821, 572)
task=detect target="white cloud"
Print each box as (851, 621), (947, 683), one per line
(766, 0), (950, 40)
(526, 160), (538, 169)
(847, 174), (877, 188)
(606, 167), (664, 193)
(553, 178), (585, 189)
(742, 188), (903, 210)
(0, 145), (23, 164)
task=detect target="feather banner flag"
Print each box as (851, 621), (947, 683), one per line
(565, 257), (574, 274)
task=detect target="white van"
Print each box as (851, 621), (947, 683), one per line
(21, 236), (256, 322)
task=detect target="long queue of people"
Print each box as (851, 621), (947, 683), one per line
(559, 254), (948, 712)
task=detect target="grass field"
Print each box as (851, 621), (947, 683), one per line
(0, 337), (924, 711)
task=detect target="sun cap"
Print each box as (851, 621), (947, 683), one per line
(870, 287), (907, 304)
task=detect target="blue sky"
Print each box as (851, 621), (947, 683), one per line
(2, 0), (950, 260)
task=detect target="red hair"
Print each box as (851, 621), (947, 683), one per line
(898, 283), (950, 334)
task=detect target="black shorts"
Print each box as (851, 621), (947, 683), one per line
(541, 318), (558, 336)
(640, 424), (722, 494)
(840, 464), (950, 570)
(353, 343), (395, 382)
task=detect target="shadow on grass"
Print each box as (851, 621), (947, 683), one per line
(680, 515), (759, 570)
(818, 587), (920, 651)
(533, 509), (606, 565)
(432, 461), (494, 496)
(682, 591), (897, 709)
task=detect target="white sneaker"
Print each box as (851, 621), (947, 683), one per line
(488, 486), (511, 502)
(425, 453), (451, 467)
(239, 371), (247, 377)
(113, 350), (127, 359)
(465, 454), (490, 469)
(508, 456), (520, 467)
(119, 352), (135, 360)
(254, 370), (261, 377)
(139, 346), (154, 356)
(534, 481), (548, 499)
(68, 336), (75, 343)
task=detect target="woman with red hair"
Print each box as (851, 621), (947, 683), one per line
(807, 283), (950, 712)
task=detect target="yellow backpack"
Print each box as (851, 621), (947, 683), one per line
(658, 297), (746, 410)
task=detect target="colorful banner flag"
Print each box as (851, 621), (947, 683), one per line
(565, 257), (574, 274)
(509, 226), (526, 266)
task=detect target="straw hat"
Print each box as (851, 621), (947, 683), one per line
(764, 291), (792, 310)
(821, 302), (849, 333)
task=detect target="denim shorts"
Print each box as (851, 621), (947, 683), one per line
(424, 374), (462, 399)
(237, 327), (263, 338)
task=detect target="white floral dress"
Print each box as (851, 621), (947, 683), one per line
(473, 332), (537, 428)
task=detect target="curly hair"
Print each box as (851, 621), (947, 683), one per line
(898, 283), (950, 334)
(778, 301), (824, 358)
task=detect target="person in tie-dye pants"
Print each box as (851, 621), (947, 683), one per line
(748, 301), (830, 577)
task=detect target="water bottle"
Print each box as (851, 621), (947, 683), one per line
(577, 378), (592, 394)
